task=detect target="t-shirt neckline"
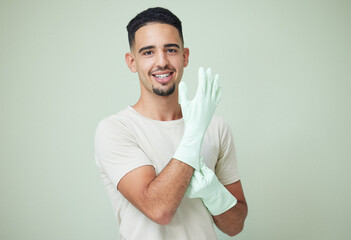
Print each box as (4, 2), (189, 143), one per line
(127, 106), (184, 127)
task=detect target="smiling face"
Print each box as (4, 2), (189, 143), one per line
(125, 23), (189, 97)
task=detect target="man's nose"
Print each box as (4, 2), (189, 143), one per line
(155, 51), (169, 67)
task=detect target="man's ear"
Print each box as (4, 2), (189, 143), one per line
(125, 52), (137, 72)
(183, 48), (190, 68)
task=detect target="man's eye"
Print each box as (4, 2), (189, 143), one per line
(144, 51), (153, 56)
(167, 49), (177, 53)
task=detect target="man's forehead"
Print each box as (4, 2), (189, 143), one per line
(133, 23), (182, 49)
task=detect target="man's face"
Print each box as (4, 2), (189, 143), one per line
(126, 23), (189, 97)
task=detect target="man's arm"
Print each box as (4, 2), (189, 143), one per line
(117, 159), (194, 225)
(116, 67), (221, 225)
(212, 180), (248, 237)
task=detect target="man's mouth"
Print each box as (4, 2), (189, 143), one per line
(155, 73), (170, 78)
(152, 72), (174, 83)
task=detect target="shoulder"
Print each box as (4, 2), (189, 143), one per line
(208, 115), (232, 133)
(206, 115), (235, 149)
(96, 106), (137, 136)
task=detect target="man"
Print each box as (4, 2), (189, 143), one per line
(95, 7), (247, 240)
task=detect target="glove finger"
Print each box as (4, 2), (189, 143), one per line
(202, 165), (217, 184)
(178, 82), (189, 105)
(199, 161), (211, 185)
(198, 172), (208, 186)
(197, 67), (206, 96)
(206, 68), (213, 95)
(215, 86), (222, 104)
(212, 74), (220, 103)
(199, 159), (206, 174)
(213, 74), (222, 104)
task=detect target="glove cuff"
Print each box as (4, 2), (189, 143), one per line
(203, 182), (237, 216)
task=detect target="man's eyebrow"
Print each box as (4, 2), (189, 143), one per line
(138, 45), (155, 54)
(164, 43), (180, 49)
(138, 44), (180, 54)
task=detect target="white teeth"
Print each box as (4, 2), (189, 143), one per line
(154, 73), (170, 78)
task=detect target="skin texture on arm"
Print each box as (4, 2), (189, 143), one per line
(117, 159), (194, 225)
(212, 180), (248, 237)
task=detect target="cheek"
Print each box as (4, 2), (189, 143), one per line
(139, 59), (154, 72)
(171, 57), (184, 68)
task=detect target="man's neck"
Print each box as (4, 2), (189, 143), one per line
(133, 94), (182, 121)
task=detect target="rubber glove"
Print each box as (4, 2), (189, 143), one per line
(187, 160), (237, 216)
(173, 67), (222, 170)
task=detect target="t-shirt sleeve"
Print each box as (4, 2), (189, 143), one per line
(215, 117), (241, 185)
(94, 117), (153, 188)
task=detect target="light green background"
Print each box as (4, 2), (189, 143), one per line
(1, 0), (350, 239)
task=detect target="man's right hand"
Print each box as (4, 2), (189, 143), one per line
(173, 67), (222, 170)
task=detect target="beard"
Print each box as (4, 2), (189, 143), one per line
(152, 83), (176, 96)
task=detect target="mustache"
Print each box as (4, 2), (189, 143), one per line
(150, 66), (175, 74)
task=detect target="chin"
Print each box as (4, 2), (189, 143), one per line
(153, 84), (176, 96)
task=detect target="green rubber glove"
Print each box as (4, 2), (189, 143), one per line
(174, 67), (222, 170)
(187, 160), (237, 216)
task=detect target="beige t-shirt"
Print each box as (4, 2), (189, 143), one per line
(95, 106), (240, 240)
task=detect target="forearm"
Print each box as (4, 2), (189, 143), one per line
(141, 159), (194, 224)
(213, 201), (248, 237)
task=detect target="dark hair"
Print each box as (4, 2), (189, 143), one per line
(126, 7), (184, 48)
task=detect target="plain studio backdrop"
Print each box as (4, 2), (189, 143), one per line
(1, 0), (350, 239)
